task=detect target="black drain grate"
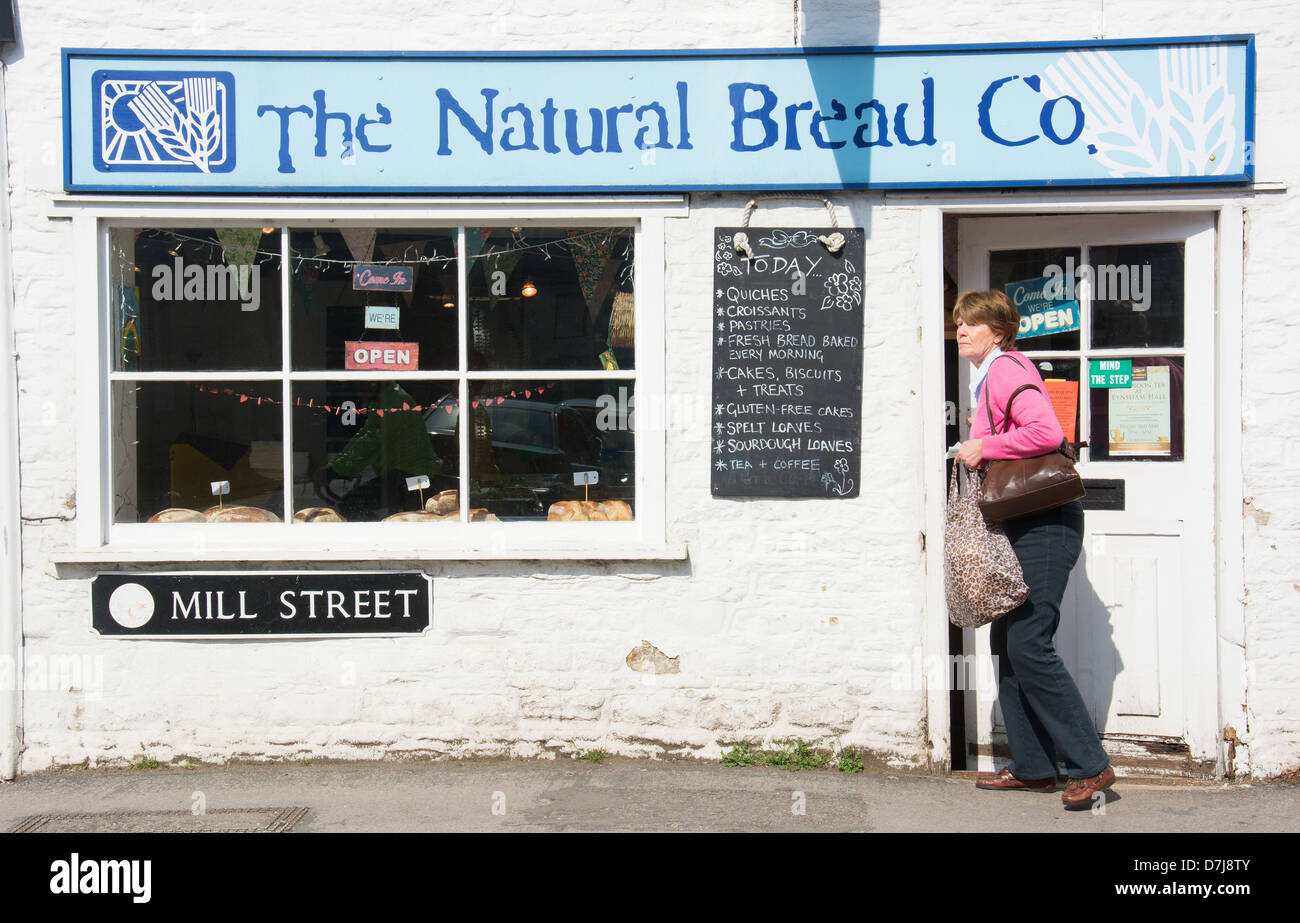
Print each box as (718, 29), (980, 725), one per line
(8, 806), (309, 833)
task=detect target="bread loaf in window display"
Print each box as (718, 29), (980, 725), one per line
(203, 505), (281, 522)
(294, 507), (346, 522)
(145, 506), (285, 522)
(385, 487), (457, 521)
(547, 500), (633, 521)
(375, 489), (500, 522)
(145, 508), (207, 523)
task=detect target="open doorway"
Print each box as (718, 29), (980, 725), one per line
(941, 210), (1219, 777)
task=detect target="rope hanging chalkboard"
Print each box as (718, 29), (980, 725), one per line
(711, 200), (864, 498)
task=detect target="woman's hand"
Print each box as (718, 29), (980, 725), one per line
(955, 438), (985, 468)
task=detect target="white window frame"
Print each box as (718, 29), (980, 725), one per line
(54, 195), (688, 562)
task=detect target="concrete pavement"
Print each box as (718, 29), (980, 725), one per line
(2, 757), (1297, 833)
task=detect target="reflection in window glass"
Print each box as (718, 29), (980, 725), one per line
(289, 228), (459, 371)
(293, 380), (458, 523)
(1089, 242), (1184, 349)
(106, 222), (641, 531)
(108, 227), (282, 372)
(989, 247), (1082, 352)
(113, 381), (283, 523)
(464, 380), (635, 521)
(466, 227), (634, 371)
(1089, 357), (1184, 461)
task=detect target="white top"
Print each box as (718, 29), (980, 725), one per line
(969, 346), (1004, 409)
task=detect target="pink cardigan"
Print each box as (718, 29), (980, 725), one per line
(969, 352), (1065, 460)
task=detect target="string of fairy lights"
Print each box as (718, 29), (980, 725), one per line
(193, 382), (562, 417)
(122, 226), (633, 272)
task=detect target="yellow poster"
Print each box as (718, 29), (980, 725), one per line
(1108, 365), (1171, 456)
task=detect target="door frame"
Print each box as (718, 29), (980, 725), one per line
(958, 211), (1213, 771)
(913, 191), (1248, 777)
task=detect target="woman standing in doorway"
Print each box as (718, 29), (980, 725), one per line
(952, 289), (1115, 811)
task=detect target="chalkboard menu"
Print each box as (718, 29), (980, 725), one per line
(711, 227), (865, 498)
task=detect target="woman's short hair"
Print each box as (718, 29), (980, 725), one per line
(953, 290), (1019, 350)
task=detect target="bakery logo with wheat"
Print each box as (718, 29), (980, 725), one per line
(93, 70), (235, 173)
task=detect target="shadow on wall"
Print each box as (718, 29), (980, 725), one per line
(797, 0), (881, 212)
(979, 547), (1123, 766)
(0, 0), (20, 67)
(799, 0), (882, 47)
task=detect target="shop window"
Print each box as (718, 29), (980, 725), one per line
(106, 222), (641, 530)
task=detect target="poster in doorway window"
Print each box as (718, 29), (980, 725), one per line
(1108, 365), (1171, 456)
(1043, 379), (1079, 444)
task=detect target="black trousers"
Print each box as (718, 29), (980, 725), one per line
(990, 499), (1109, 780)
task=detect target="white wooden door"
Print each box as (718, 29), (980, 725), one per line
(956, 213), (1218, 774)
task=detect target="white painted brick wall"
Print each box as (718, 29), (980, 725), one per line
(5, 1), (1298, 777)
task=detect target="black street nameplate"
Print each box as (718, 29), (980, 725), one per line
(711, 227), (865, 497)
(91, 571), (432, 637)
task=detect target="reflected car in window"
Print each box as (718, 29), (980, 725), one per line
(424, 395), (633, 517)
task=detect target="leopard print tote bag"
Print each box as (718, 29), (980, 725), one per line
(944, 463), (1029, 628)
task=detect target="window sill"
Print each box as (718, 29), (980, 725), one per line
(51, 535), (688, 565)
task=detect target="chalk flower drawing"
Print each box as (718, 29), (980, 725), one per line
(99, 75), (229, 172)
(715, 236), (743, 276)
(821, 260), (862, 312)
(1041, 44), (1237, 179)
(821, 458), (854, 496)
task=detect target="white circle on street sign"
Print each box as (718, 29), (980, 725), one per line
(108, 582), (155, 629)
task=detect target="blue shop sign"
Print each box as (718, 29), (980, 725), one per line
(63, 36), (1253, 193)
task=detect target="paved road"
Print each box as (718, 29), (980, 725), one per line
(2, 757), (1296, 832)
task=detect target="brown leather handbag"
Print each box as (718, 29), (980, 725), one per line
(977, 357), (1085, 524)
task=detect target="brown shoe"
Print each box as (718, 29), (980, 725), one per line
(975, 767), (1057, 792)
(1061, 765), (1116, 810)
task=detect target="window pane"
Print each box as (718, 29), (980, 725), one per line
(289, 228), (459, 371)
(293, 379), (459, 522)
(466, 227), (634, 371)
(109, 227), (282, 372)
(112, 381), (284, 523)
(989, 247), (1082, 352)
(467, 380), (635, 521)
(1029, 358), (1081, 446)
(1089, 357), (1184, 461)
(1088, 242), (1184, 348)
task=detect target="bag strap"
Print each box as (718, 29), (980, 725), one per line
(1000, 384), (1039, 434)
(981, 353), (1026, 436)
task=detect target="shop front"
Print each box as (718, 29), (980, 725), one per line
(2, 14), (1292, 781)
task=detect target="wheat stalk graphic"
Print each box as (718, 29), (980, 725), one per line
(1160, 45), (1235, 176)
(1041, 45), (1237, 179)
(127, 79), (220, 173)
